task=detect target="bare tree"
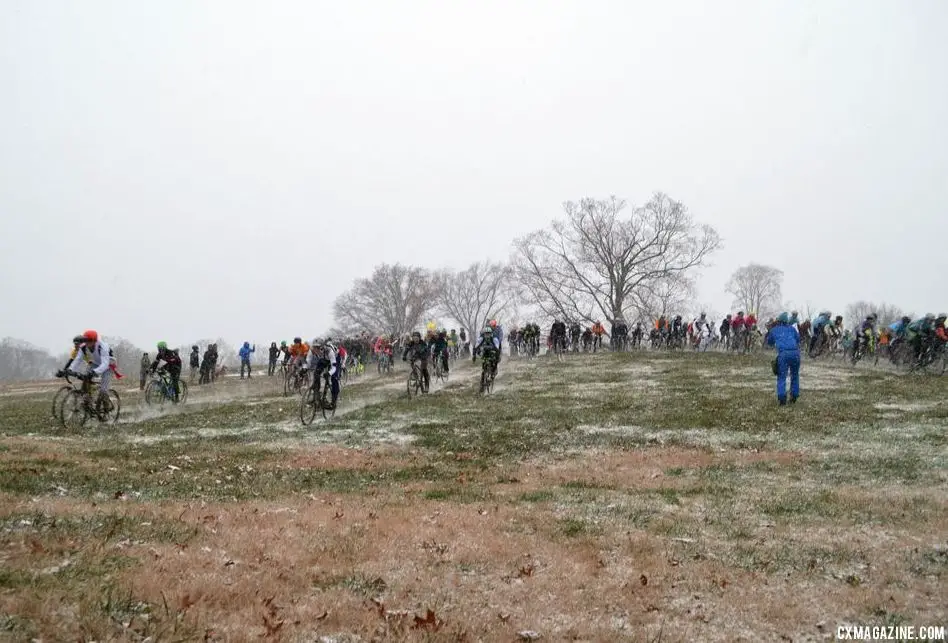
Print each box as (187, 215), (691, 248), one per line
(0, 337), (58, 381)
(725, 263), (784, 318)
(845, 301), (905, 328)
(104, 336), (147, 375)
(436, 261), (513, 338)
(626, 274), (696, 323)
(333, 263), (437, 337)
(513, 193), (719, 323)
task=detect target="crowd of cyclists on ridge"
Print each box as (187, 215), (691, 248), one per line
(50, 309), (948, 425)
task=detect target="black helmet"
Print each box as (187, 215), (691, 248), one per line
(192, 345), (199, 350)
(293, 337), (302, 344)
(901, 316), (911, 324)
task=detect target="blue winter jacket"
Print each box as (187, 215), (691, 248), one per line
(766, 324), (801, 353)
(813, 314), (831, 330)
(239, 343), (255, 361)
(493, 325), (504, 346)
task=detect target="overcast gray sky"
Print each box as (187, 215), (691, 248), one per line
(2, 0), (946, 352)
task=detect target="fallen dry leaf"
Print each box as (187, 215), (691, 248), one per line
(412, 608), (443, 631)
(518, 631), (541, 640)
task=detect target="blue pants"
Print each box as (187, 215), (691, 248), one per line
(776, 351), (800, 402)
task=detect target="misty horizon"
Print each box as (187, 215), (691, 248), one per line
(2, 1), (946, 355)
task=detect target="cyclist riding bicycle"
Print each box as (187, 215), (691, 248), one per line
(402, 331), (431, 390)
(853, 314), (877, 358)
(150, 341), (182, 402)
(907, 314), (937, 361)
(522, 322), (539, 354)
(473, 326), (501, 376)
(568, 321), (581, 352)
(62, 330), (113, 412)
(288, 337), (309, 370)
(59, 335), (91, 374)
(432, 329), (450, 374)
(550, 319), (567, 353)
(935, 314), (948, 343)
(810, 311), (833, 354)
(304, 338), (340, 409)
(591, 320), (606, 351)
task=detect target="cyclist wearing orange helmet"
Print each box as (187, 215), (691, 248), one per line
(66, 330), (114, 410)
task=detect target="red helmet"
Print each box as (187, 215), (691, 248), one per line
(82, 329), (98, 343)
(489, 320), (498, 328)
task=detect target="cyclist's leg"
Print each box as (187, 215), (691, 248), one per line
(421, 357), (430, 388)
(170, 366), (181, 402)
(330, 370), (340, 406)
(97, 370), (112, 411)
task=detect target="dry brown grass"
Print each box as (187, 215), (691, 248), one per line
(2, 353), (946, 641)
(2, 445), (944, 642)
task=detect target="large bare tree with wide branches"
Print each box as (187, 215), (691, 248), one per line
(513, 193), (720, 323)
(332, 263), (437, 337)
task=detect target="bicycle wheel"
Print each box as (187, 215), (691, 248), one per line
(62, 391), (89, 430)
(101, 390), (121, 424)
(177, 380), (189, 404)
(283, 372), (296, 397)
(51, 386), (72, 420)
(320, 383), (335, 419)
(300, 388), (318, 426)
(144, 381), (163, 406)
(407, 369), (420, 398)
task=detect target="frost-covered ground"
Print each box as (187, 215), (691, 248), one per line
(0, 351), (945, 641)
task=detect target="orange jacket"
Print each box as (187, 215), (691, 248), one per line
(289, 342), (309, 358)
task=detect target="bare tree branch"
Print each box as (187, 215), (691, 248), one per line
(332, 264), (437, 337)
(725, 263), (784, 318)
(844, 301), (905, 328)
(435, 261), (513, 337)
(513, 193), (719, 322)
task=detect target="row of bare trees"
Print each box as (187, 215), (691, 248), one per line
(331, 262), (512, 339)
(331, 192), (721, 333)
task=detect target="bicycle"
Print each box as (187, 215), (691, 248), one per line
(61, 373), (121, 429)
(550, 336), (566, 361)
(910, 338), (947, 374)
(348, 355), (365, 377)
(52, 371), (84, 423)
(478, 357), (497, 394)
(145, 370), (188, 406)
(377, 352), (394, 375)
(406, 360), (429, 397)
(283, 363), (311, 397)
(850, 335), (877, 366)
(432, 351), (448, 383)
(299, 370), (336, 425)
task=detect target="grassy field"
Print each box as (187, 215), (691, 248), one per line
(0, 352), (945, 642)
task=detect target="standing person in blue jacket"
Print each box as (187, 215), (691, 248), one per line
(766, 312), (801, 406)
(239, 341), (256, 379)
